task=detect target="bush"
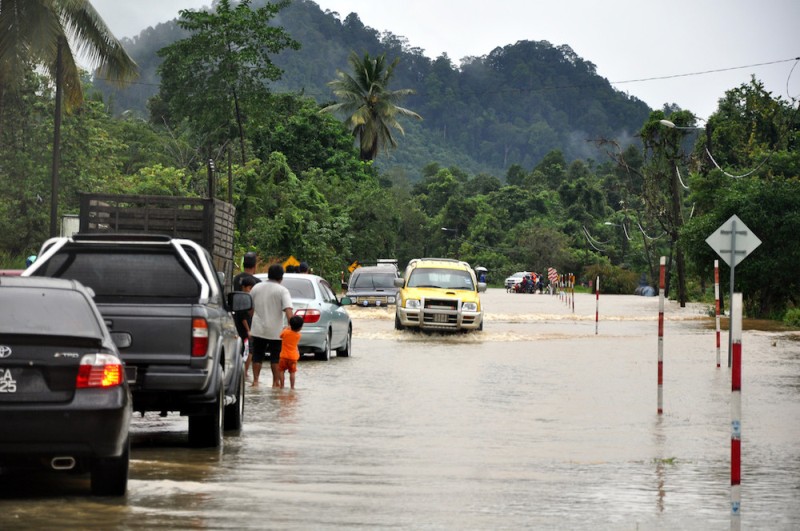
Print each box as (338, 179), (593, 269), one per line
(783, 308), (800, 329)
(583, 263), (638, 294)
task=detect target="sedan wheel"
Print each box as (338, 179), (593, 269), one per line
(316, 330), (332, 361)
(336, 326), (351, 357)
(90, 437), (129, 497)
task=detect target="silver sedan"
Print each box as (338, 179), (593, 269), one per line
(254, 273), (353, 360)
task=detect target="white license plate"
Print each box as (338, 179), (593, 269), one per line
(434, 314), (448, 323)
(0, 368), (18, 393)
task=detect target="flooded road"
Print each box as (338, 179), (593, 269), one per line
(2, 289), (799, 529)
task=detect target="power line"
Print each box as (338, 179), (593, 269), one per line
(94, 56), (800, 96)
(610, 57), (800, 85)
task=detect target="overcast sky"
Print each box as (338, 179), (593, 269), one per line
(90, 0), (799, 120)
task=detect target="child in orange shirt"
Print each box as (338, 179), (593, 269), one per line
(278, 315), (304, 389)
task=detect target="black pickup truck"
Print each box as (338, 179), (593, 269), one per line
(24, 234), (251, 447)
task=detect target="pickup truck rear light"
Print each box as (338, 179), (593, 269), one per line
(192, 318), (209, 356)
(295, 309), (321, 324)
(76, 353), (124, 388)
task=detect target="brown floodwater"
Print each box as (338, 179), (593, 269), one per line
(1, 289), (798, 530)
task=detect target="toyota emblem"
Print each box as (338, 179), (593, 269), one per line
(0, 346), (11, 358)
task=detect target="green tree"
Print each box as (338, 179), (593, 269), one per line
(0, 71), (51, 254)
(681, 79), (800, 317)
(155, 0), (299, 165)
(0, 0), (137, 236)
(682, 178), (800, 317)
(322, 51), (422, 160)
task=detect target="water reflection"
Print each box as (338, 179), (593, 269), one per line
(1, 291), (798, 530)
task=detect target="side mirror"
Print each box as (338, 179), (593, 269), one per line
(393, 278), (405, 288)
(339, 296), (352, 306)
(477, 282), (487, 293)
(217, 271), (225, 286)
(228, 291), (252, 312)
(111, 331), (132, 350)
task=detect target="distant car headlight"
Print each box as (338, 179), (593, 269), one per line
(462, 302), (478, 312)
(388, 296), (396, 303)
(405, 299), (420, 309)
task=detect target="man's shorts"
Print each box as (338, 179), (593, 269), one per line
(251, 337), (282, 364)
(278, 358), (297, 374)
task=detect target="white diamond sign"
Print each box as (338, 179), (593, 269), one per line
(705, 214), (761, 267)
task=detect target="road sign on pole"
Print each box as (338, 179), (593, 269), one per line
(705, 214), (761, 268)
(705, 214), (761, 367)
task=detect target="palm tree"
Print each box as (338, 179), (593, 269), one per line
(0, 0), (137, 236)
(322, 51), (421, 161)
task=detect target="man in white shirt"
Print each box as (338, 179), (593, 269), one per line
(249, 264), (294, 387)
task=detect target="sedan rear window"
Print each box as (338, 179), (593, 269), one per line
(0, 287), (103, 337)
(282, 277), (315, 299)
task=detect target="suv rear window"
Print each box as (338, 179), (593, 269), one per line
(352, 271), (397, 289)
(33, 248), (201, 303)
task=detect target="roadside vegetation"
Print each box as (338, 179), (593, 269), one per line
(1, 0), (798, 321)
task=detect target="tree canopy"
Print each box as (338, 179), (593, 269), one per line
(322, 51), (421, 160)
(2, 3), (798, 321)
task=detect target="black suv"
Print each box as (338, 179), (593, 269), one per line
(345, 264), (400, 307)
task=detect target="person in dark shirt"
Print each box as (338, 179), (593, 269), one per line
(233, 252), (258, 292)
(238, 275), (260, 378)
(233, 252), (259, 377)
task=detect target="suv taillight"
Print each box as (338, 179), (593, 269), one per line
(192, 318), (209, 356)
(76, 353), (124, 388)
(295, 309), (321, 323)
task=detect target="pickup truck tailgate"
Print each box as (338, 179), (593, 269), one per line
(98, 303), (198, 365)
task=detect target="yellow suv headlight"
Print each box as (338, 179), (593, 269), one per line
(462, 302), (478, 312)
(405, 299), (421, 309)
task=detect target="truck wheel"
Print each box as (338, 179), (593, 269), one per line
(224, 370), (245, 431)
(394, 313), (405, 330)
(336, 326), (352, 357)
(90, 437), (129, 497)
(189, 384), (224, 448)
(316, 330), (331, 361)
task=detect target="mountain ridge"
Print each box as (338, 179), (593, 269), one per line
(93, 0), (652, 180)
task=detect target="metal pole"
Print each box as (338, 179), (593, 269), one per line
(571, 274), (575, 313)
(715, 260), (721, 368)
(595, 276), (600, 335)
(658, 256), (666, 415)
(728, 219), (737, 368)
(731, 292), (743, 530)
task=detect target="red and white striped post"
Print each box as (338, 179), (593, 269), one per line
(595, 275), (600, 335)
(731, 292), (743, 529)
(715, 260), (721, 368)
(657, 256), (666, 415)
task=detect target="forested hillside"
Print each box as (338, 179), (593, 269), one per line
(2, 0), (797, 320)
(94, 0), (651, 179)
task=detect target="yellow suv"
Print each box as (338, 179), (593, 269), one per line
(393, 258), (486, 331)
